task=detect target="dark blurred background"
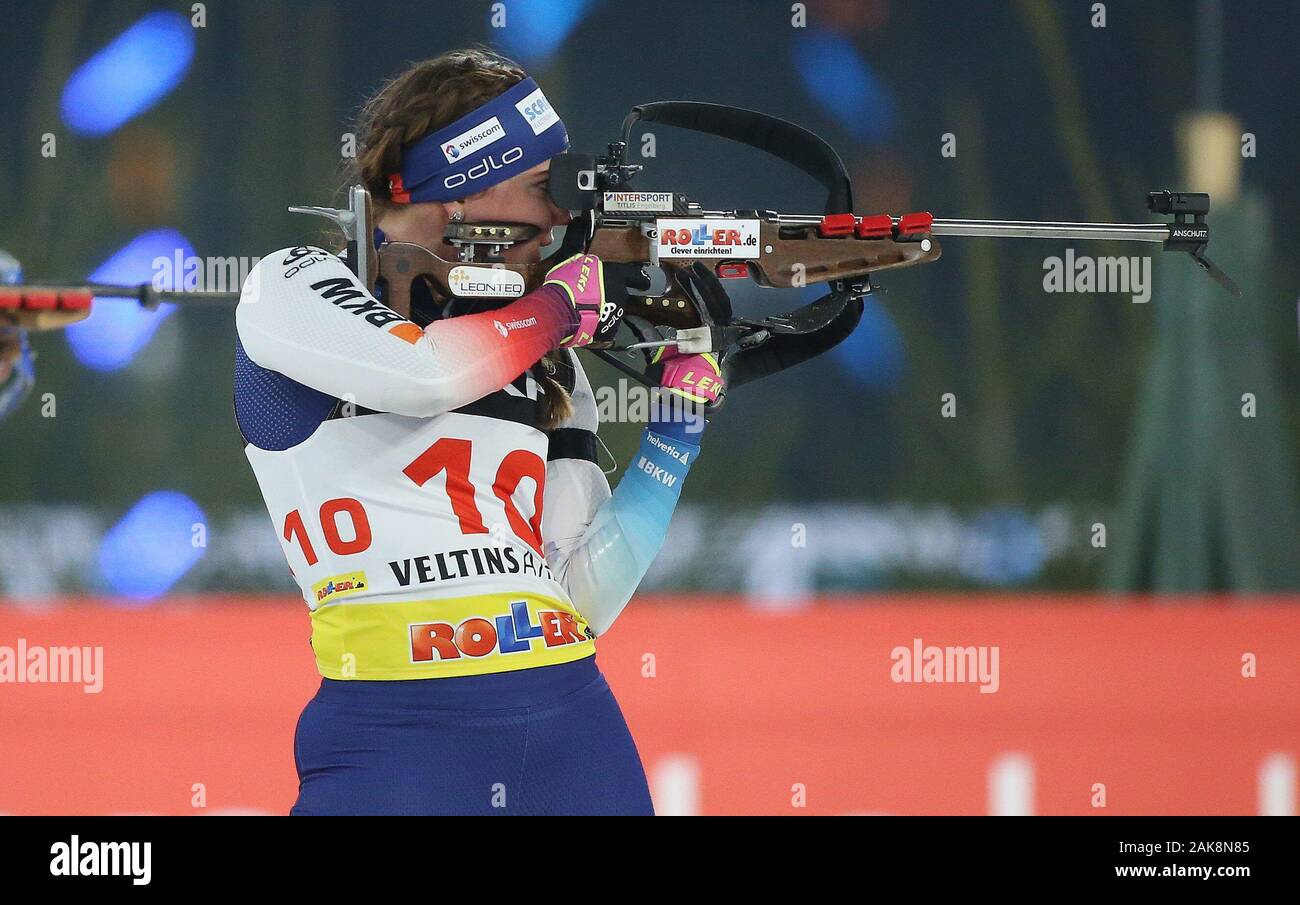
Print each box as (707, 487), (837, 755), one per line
(1, 0), (1297, 601)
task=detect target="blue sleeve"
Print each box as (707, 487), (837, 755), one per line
(547, 395), (706, 635)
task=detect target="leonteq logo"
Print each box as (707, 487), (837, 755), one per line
(449, 265), (525, 298)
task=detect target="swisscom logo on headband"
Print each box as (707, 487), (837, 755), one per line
(515, 87), (559, 135)
(441, 116), (505, 164)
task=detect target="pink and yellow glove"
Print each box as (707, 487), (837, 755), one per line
(650, 344), (726, 406)
(544, 253), (645, 348)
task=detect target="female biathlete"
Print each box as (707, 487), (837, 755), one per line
(233, 48), (725, 815)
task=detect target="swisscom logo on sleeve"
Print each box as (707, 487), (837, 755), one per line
(515, 87), (560, 135)
(441, 117), (506, 163)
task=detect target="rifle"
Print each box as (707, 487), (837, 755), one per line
(287, 101), (1242, 388)
(3, 101), (1239, 389)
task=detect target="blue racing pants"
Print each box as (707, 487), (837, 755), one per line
(291, 655), (654, 815)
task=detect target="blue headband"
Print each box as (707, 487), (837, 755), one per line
(389, 77), (568, 204)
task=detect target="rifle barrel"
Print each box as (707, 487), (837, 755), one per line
(40, 284), (242, 305)
(928, 219), (1169, 243)
(734, 212), (1174, 244)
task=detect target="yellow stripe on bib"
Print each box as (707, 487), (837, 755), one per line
(310, 591), (595, 680)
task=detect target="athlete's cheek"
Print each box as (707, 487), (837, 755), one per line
(502, 236), (546, 267)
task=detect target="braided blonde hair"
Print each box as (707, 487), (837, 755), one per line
(353, 47), (573, 428)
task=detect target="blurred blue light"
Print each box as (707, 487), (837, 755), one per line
(98, 491), (207, 602)
(64, 229), (191, 371)
(491, 0), (593, 67)
(60, 11), (195, 137)
(965, 509), (1047, 586)
(790, 29), (896, 143)
(824, 293), (906, 391)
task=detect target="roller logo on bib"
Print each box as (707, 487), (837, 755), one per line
(410, 601), (588, 662)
